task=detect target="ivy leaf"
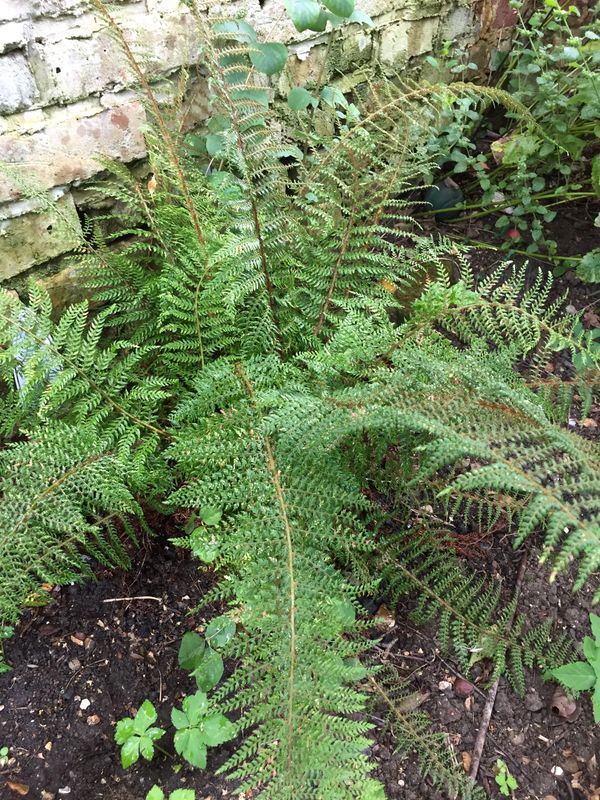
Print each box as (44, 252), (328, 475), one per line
(178, 632), (206, 672)
(205, 615), (236, 649)
(192, 647), (224, 691)
(288, 87), (318, 110)
(284, 0), (323, 32)
(322, 0), (354, 16)
(202, 713), (236, 746)
(551, 661), (596, 691)
(249, 42), (288, 75)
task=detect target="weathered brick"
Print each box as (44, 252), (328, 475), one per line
(30, 9), (201, 106)
(0, 192), (82, 280)
(442, 7), (477, 41)
(0, 98), (147, 203)
(0, 21), (31, 54)
(379, 16), (438, 68)
(0, 53), (38, 114)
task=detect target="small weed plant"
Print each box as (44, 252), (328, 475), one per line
(551, 612), (600, 723)
(1, 1), (600, 798)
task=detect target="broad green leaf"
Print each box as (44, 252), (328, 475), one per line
(190, 528), (219, 562)
(134, 700), (157, 734)
(249, 42), (288, 75)
(274, 146), (304, 161)
(584, 635), (598, 663)
(174, 727), (207, 769)
(288, 87), (317, 110)
(179, 631), (206, 672)
(551, 661), (596, 691)
(170, 792), (196, 800)
(322, 0), (354, 16)
(284, 0), (322, 32)
(207, 115), (230, 134)
(115, 717), (134, 744)
(121, 736), (140, 768)
(320, 85), (348, 108)
(205, 134), (225, 157)
(139, 735), (155, 761)
(202, 713), (236, 746)
(591, 613), (600, 642)
(146, 787), (164, 800)
(348, 8), (373, 25)
(147, 726), (165, 742)
(171, 707), (189, 730)
(183, 691), (209, 726)
(200, 507), (222, 526)
(205, 615), (236, 648)
(193, 648), (224, 692)
(577, 249), (600, 283)
(593, 686), (600, 723)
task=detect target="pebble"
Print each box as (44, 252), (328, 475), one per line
(453, 678), (474, 698)
(87, 714), (101, 726)
(68, 659), (80, 672)
(58, 789), (71, 796)
(550, 765), (564, 777)
(524, 691), (544, 712)
(79, 698), (91, 710)
(438, 680), (452, 691)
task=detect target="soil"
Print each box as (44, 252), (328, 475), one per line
(1, 201), (599, 800)
(0, 541), (232, 800)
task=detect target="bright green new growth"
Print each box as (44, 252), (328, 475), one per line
(1, 4), (600, 798)
(115, 700), (165, 769)
(495, 759), (518, 797)
(147, 787), (195, 800)
(172, 691), (235, 768)
(551, 612), (600, 722)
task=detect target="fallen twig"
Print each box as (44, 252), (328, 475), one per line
(102, 595), (162, 603)
(469, 550), (529, 783)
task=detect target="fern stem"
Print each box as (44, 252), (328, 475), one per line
(235, 364), (297, 782)
(92, 0), (206, 252)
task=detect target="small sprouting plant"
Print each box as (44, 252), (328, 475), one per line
(550, 612), (600, 722)
(495, 759), (518, 797)
(146, 787), (195, 800)
(0, 746), (9, 767)
(115, 700), (166, 768)
(172, 690), (235, 768)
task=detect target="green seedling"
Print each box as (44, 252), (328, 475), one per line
(0, 746), (9, 767)
(146, 787), (195, 800)
(115, 700), (165, 768)
(495, 758), (518, 796)
(550, 612), (600, 722)
(172, 690), (235, 768)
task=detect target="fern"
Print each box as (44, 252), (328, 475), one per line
(0, 8), (599, 799)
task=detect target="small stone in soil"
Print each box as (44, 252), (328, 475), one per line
(453, 678), (474, 698)
(524, 691), (544, 712)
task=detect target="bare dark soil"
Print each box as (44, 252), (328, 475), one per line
(0, 542), (232, 800)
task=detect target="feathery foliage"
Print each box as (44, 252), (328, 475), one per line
(1, 7), (599, 797)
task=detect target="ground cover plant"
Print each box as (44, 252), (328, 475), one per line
(1, 1), (600, 798)
(422, 0), (600, 277)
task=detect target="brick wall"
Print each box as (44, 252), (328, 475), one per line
(0, 0), (510, 295)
